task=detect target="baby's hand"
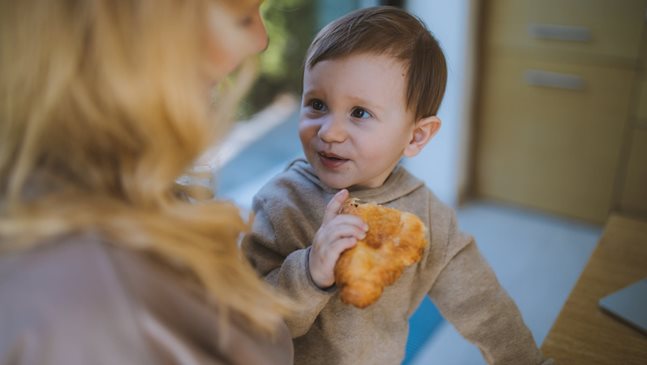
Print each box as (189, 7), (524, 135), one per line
(309, 189), (368, 289)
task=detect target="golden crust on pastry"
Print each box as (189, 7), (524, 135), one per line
(334, 198), (428, 308)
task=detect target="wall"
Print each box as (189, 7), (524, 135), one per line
(405, 0), (478, 207)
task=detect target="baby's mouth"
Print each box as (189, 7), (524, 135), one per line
(318, 151), (349, 167)
(319, 151), (346, 160)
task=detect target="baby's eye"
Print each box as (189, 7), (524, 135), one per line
(351, 107), (371, 119)
(310, 99), (326, 111)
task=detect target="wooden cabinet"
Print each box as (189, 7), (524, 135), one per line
(617, 129), (647, 215)
(615, 35), (647, 218)
(486, 0), (645, 61)
(475, 0), (647, 223)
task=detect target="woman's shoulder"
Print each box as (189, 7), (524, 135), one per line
(0, 234), (160, 363)
(0, 233), (127, 299)
(0, 234), (293, 365)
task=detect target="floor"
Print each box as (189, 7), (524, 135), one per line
(408, 200), (601, 364)
(210, 99), (603, 364)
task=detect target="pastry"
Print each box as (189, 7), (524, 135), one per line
(334, 198), (428, 308)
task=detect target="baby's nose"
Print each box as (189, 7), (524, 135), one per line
(318, 116), (347, 143)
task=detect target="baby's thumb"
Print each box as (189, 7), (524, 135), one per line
(323, 189), (349, 223)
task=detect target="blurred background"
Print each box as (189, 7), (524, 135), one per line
(207, 0), (647, 363)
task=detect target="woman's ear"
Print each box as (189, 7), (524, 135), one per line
(403, 116), (441, 157)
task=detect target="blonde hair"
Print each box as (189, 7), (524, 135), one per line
(0, 0), (292, 335)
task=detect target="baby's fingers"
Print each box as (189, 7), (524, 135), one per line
(330, 237), (358, 258)
(314, 221), (363, 251)
(322, 189), (349, 223)
(333, 214), (369, 232)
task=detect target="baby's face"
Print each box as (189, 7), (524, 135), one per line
(299, 53), (417, 189)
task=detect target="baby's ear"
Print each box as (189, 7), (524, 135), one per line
(403, 116), (441, 157)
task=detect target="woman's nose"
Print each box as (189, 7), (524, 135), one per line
(251, 11), (269, 54)
(318, 116), (346, 143)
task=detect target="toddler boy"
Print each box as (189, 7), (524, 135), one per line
(243, 6), (553, 365)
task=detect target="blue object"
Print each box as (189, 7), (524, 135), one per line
(599, 277), (647, 335)
(402, 297), (444, 364)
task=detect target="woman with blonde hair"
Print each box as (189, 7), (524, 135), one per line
(0, 0), (294, 364)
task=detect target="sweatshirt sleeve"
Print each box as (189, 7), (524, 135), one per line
(242, 196), (335, 338)
(0, 239), (295, 365)
(428, 213), (553, 365)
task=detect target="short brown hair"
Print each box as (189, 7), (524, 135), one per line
(305, 6), (447, 120)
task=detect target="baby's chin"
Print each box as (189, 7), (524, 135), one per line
(314, 167), (376, 190)
(308, 157), (378, 190)
(321, 178), (351, 191)
(316, 172), (352, 191)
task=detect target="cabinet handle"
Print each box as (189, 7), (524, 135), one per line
(528, 24), (592, 42)
(524, 69), (586, 90)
